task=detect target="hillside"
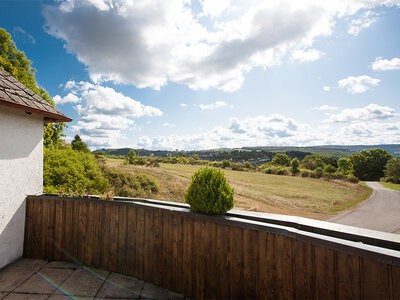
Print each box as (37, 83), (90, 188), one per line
(104, 157), (371, 220)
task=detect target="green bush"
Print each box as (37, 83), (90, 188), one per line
(275, 168), (289, 175)
(43, 148), (108, 194)
(324, 164), (337, 173)
(185, 167), (234, 214)
(231, 163), (245, 171)
(384, 157), (400, 183)
(272, 153), (291, 166)
(301, 170), (310, 177)
(104, 169), (159, 197)
(310, 167), (324, 179)
(291, 158), (300, 174)
(222, 159), (231, 168)
(346, 174), (359, 183)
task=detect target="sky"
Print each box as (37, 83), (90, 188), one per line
(1, 0), (400, 150)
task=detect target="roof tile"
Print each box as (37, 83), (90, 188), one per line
(0, 67), (71, 123)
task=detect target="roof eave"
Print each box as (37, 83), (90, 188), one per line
(0, 98), (72, 123)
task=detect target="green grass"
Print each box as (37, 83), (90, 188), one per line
(104, 159), (372, 220)
(380, 182), (400, 192)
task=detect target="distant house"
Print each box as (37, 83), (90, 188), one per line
(0, 67), (71, 268)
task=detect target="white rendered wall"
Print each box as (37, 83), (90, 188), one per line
(0, 106), (43, 268)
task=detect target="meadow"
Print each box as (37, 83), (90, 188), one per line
(104, 157), (372, 220)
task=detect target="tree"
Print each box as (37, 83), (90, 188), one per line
(71, 135), (90, 152)
(127, 150), (137, 164)
(337, 158), (353, 175)
(290, 158), (300, 174)
(43, 148), (108, 194)
(272, 153), (291, 166)
(192, 154), (200, 160)
(350, 148), (393, 181)
(384, 157), (400, 183)
(0, 27), (66, 148)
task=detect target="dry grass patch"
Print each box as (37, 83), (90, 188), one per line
(104, 158), (371, 220)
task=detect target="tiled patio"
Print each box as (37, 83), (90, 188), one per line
(0, 258), (189, 300)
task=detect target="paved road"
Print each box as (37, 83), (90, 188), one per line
(330, 182), (400, 234)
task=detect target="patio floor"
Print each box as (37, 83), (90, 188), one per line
(0, 258), (189, 300)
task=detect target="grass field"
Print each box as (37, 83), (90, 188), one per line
(104, 158), (372, 220)
(380, 182), (400, 192)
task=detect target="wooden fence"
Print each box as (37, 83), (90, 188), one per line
(24, 195), (400, 299)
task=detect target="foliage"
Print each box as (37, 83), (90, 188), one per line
(291, 158), (300, 174)
(350, 148), (393, 180)
(185, 167), (234, 214)
(104, 169), (159, 197)
(222, 159), (231, 168)
(383, 157), (400, 183)
(57, 189), (89, 197)
(0, 27), (66, 148)
(192, 153), (200, 160)
(100, 190), (114, 200)
(337, 158), (353, 175)
(272, 153), (291, 166)
(71, 135), (90, 152)
(43, 148), (108, 194)
(346, 174), (359, 184)
(324, 164), (337, 173)
(127, 150), (137, 164)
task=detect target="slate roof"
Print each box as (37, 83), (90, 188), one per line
(0, 67), (72, 123)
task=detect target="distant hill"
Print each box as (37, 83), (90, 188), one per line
(94, 144), (400, 160)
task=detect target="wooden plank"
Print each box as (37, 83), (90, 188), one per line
(101, 201), (111, 269)
(126, 205), (137, 277)
(362, 258), (390, 299)
(143, 208), (154, 282)
(203, 220), (217, 300)
(229, 226), (244, 299)
(216, 224), (230, 299)
(71, 198), (80, 262)
(152, 208), (164, 286)
(162, 212), (172, 289)
(337, 252), (361, 300)
(108, 202), (119, 272)
(171, 214), (183, 293)
(294, 240), (314, 299)
(182, 217), (194, 297)
(53, 198), (64, 260)
(23, 197), (33, 257)
(265, 232), (277, 299)
(77, 200), (87, 264)
(257, 231), (268, 299)
(48, 199), (56, 259)
(243, 229), (258, 299)
(117, 204), (128, 274)
(193, 219), (205, 299)
(136, 207), (146, 279)
(275, 235), (294, 299)
(314, 245), (336, 300)
(41, 198), (49, 259)
(84, 201), (94, 266)
(91, 200), (103, 268)
(63, 199), (73, 261)
(392, 265), (400, 299)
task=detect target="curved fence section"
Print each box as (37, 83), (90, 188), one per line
(24, 195), (400, 299)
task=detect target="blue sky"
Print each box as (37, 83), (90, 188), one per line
(1, 0), (400, 150)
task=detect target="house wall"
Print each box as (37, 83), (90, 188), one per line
(0, 106), (43, 268)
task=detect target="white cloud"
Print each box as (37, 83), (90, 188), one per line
(314, 105), (338, 110)
(53, 92), (81, 105)
(13, 27), (36, 44)
(61, 82), (162, 147)
(372, 57), (400, 71)
(348, 10), (378, 36)
(322, 86), (331, 92)
(43, 0), (399, 92)
(199, 101), (228, 110)
(162, 122), (175, 128)
(327, 104), (395, 123)
(180, 103), (187, 107)
(200, 0), (231, 18)
(133, 111), (400, 150)
(291, 49), (324, 62)
(338, 75), (380, 94)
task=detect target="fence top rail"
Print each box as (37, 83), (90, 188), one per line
(33, 194), (400, 266)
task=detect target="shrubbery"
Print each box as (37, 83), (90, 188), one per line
(44, 148), (108, 194)
(185, 167), (234, 214)
(104, 169), (159, 198)
(383, 157), (400, 183)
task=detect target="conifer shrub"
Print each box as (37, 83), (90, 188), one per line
(185, 167), (234, 214)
